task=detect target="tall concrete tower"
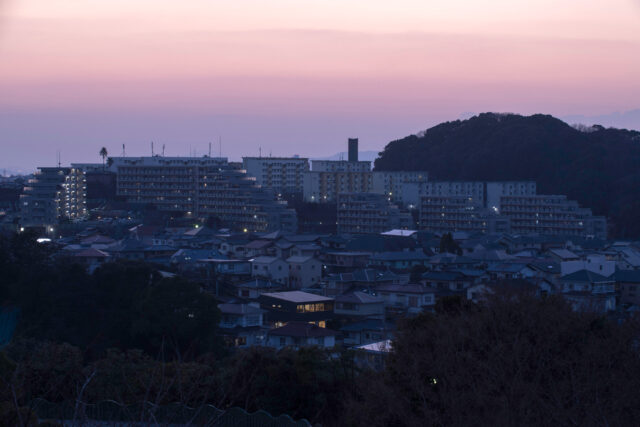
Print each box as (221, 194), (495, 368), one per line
(348, 138), (358, 162)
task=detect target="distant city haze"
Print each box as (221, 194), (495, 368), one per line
(1, 0), (639, 172)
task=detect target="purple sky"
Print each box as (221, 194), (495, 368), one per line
(1, 1), (639, 173)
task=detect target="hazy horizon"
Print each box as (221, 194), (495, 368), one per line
(2, 0), (639, 171)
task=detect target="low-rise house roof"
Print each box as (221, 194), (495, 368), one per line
(487, 263), (531, 274)
(376, 284), (433, 294)
(335, 291), (383, 304)
(74, 248), (110, 258)
(261, 291), (333, 303)
(282, 234), (323, 243)
(380, 229), (417, 237)
(355, 339), (392, 353)
(560, 270), (613, 283)
(528, 261), (561, 275)
(236, 278), (282, 289)
(548, 248), (580, 260)
(370, 251), (429, 262)
(80, 235), (115, 245)
(286, 255), (317, 264)
(251, 256), (282, 264)
(327, 269), (407, 284)
(245, 239), (273, 250)
(428, 253), (475, 263)
(346, 234), (417, 253)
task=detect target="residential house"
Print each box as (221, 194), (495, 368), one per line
(244, 239), (274, 258)
(427, 254), (477, 271)
(615, 269), (640, 307)
(266, 322), (337, 349)
(486, 263), (535, 281)
(251, 256), (289, 286)
(258, 291), (335, 328)
(197, 259), (251, 276)
(73, 248), (111, 272)
(375, 284), (436, 314)
(559, 270), (616, 313)
(340, 319), (394, 346)
(324, 251), (371, 272)
(368, 251), (429, 270)
(287, 256), (322, 289)
(218, 303), (267, 347)
(421, 271), (473, 293)
(334, 292), (385, 320)
(235, 278), (286, 300)
(353, 340), (392, 371)
(324, 269), (409, 296)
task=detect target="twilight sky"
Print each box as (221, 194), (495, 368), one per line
(1, 0), (639, 172)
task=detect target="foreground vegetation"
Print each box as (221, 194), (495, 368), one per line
(2, 232), (640, 425)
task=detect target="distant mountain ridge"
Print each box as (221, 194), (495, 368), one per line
(374, 113), (640, 238)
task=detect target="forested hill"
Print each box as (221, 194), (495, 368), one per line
(374, 113), (640, 238)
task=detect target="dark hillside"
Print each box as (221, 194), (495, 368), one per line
(374, 113), (640, 237)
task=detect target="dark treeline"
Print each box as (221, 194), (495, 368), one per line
(2, 232), (640, 425)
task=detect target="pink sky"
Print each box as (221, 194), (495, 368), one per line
(1, 0), (639, 171)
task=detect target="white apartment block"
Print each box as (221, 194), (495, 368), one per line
(337, 192), (413, 234)
(303, 171), (373, 203)
(486, 181), (537, 212)
(109, 156), (297, 233)
(500, 194), (607, 238)
(242, 156), (309, 195)
(310, 159), (371, 173)
(20, 167), (87, 229)
(371, 171), (429, 207)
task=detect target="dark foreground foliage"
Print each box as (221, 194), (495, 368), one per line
(2, 233), (640, 425)
(345, 292), (640, 427)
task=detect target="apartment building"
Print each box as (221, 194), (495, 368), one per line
(20, 167), (87, 229)
(371, 171), (429, 207)
(500, 194), (607, 238)
(418, 196), (510, 234)
(337, 193), (413, 234)
(303, 139), (373, 202)
(110, 156), (297, 233)
(242, 156), (309, 195)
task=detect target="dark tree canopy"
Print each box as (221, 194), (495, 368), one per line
(374, 113), (640, 238)
(0, 233), (222, 360)
(439, 232), (462, 255)
(346, 290), (640, 426)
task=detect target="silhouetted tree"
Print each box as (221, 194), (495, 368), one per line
(439, 232), (462, 255)
(99, 147), (108, 170)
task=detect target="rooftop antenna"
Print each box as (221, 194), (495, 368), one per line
(162, 144), (165, 156)
(209, 142), (212, 157)
(259, 147), (262, 158)
(151, 141), (154, 156)
(219, 136), (222, 158)
(122, 144), (126, 157)
(57, 150), (61, 167)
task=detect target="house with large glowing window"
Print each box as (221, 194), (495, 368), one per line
(258, 291), (335, 328)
